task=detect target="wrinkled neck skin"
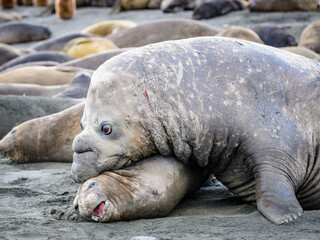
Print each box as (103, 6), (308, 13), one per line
(74, 156), (207, 222)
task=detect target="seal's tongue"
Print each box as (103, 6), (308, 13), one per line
(93, 202), (105, 217)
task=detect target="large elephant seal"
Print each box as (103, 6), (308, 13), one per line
(0, 95), (81, 139)
(299, 19), (320, 54)
(107, 19), (219, 48)
(0, 22), (51, 44)
(74, 156), (206, 222)
(0, 101), (84, 162)
(53, 72), (91, 98)
(248, 0), (320, 11)
(0, 66), (93, 85)
(252, 24), (297, 47)
(215, 26), (264, 44)
(72, 37), (320, 225)
(192, 0), (244, 20)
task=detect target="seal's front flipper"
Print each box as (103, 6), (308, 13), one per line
(254, 165), (303, 225)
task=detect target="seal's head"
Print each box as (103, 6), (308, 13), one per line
(71, 56), (158, 182)
(73, 178), (119, 222)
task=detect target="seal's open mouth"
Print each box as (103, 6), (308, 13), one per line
(93, 201), (105, 218)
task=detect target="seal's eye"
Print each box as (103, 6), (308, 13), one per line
(87, 182), (96, 190)
(11, 129), (17, 135)
(80, 122), (84, 130)
(101, 124), (112, 135)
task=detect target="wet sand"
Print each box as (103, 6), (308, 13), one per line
(1, 6), (320, 240)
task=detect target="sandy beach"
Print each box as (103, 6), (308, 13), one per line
(1, 5), (320, 240)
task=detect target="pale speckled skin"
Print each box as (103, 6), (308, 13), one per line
(74, 156), (206, 222)
(72, 37), (320, 225)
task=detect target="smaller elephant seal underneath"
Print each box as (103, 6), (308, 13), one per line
(72, 37), (320, 225)
(299, 19), (320, 54)
(252, 24), (297, 47)
(74, 156), (206, 222)
(192, 0), (244, 20)
(0, 22), (51, 44)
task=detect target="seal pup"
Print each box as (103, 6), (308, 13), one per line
(74, 156), (206, 222)
(0, 101), (84, 162)
(252, 24), (297, 47)
(72, 37), (320, 225)
(299, 19), (320, 54)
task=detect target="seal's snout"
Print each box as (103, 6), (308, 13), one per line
(72, 134), (93, 154)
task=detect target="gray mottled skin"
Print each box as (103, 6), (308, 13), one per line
(72, 37), (320, 225)
(0, 51), (74, 72)
(0, 22), (51, 44)
(53, 72), (91, 98)
(74, 156), (206, 222)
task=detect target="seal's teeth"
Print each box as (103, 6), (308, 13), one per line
(92, 214), (100, 222)
(104, 202), (109, 211)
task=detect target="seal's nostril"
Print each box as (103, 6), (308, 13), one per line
(74, 204), (79, 211)
(87, 148), (93, 151)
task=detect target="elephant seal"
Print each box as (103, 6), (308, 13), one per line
(0, 22), (51, 44)
(0, 43), (34, 66)
(61, 48), (131, 70)
(252, 24), (297, 47)
(215, 26), (264, 44)
(192, 0), (244, 20)
(299, 19), (320, 54)
(81, 20), (137, 36)
(248, 0), (320, 11)
(281, 46), (320, 60)
(53, 72), (91, 98)
(107, 19), (219, 48)
(1, 0), (16, 8)
(0, 95), (81, 139)
(74, 156), (206, 222)
(0, 83), (67, 97)
(0, 51), (74, 72)
(0, 66), (93, 85)
(63, 37), (118, 58)
(31, 33), (92, 52)
(0, 11), (21, 23)
(0, 101), (84, 162)
(72, 37), (320, 225)
(1, 61), (59, 73)
(55, 0), (76, 19)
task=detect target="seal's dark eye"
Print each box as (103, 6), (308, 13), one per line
(101, 124), (112, 135)
(88, 182), (96, 190)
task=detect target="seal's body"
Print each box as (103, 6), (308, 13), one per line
(72, 37), (320, 225)
(74, 156), (206, 222)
